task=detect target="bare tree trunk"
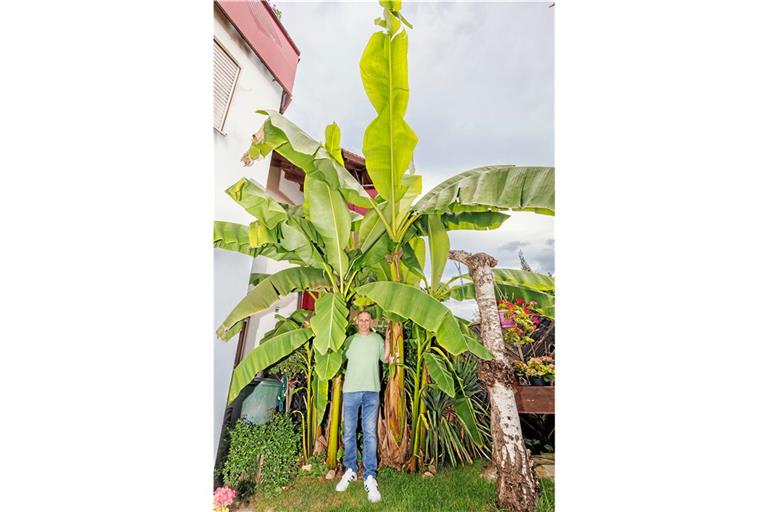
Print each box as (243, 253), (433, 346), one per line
(449, 250), (539, 512)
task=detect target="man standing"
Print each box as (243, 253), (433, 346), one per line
(335, 310), (391, 503)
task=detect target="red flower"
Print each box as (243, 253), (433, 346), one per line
(516, 298), (524, 304)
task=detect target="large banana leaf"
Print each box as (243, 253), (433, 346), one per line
(464, 334), (494, 361)
(413, 166), (555, 216)
(279, 218), (325, 270)
(448, 268), (555, 292)
(356, 282), (468, 355)
(214, 221), (257, 257)
(427, 213), (449, 289)
(217, 267), (330, 339)
(310, 293), (349, 355)
(305, 175), (351, 278)
(423, 352), (455, 398)
(314, 350), (343, 381)
(246, 110), (371, 208)
(225, 177), (288, 229)
(436, 211), (511, 232)
(448, 282), (555, 319)
(492, 268), (555, 291)
(227, 327), (313, 404)
(360, 17), (417, 204)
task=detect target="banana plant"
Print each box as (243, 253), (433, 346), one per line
(218, 128), (489, 469)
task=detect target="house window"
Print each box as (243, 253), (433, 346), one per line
(214, 39), (240, 133)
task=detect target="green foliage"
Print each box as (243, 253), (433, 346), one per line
(418, 355), (492, 467)
(300, 451), (330, 478)
(223, 414), (301, 497)
(266, 350), (305, 379)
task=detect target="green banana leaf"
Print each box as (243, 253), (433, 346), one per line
(424, 352), (455, 398)
(324, 122), (344, 164)
(214, 221), (257, 257)
(314, 376), (329, 428)
(305, 175), (351, 278)
(435, 211), (511, 232)
(247, 110), (371, 208)
(225, 177), (288, 229)
(360, 18), (417, 203)
(249, 273), (270, 287)
(448, 268), (555, 292)
(464, 334), (494, 361)
(492, 268), (555, 291)
(279, 218), (326, 270)
(314, 350), (343, 381)
(248, 220), (278, 247)
(217, 267), (330, 339)
(413, 166), (555, 216)
(227, 327), (314, 404)
(310, 293), (349, 355)
(427, 213), (449, 289)
(356, 282), (468, 355)
(448, 282), (555, 319)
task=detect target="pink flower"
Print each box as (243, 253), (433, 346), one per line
(214, 487), (237, 508)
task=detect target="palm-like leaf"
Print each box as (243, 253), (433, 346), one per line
(244, 110), (371, 208)
(217, 267), (330, 339)
(314, 350), (343, 381)
(214, 221), (256, 257)
(310, 293), (349, 355)
(305, 175), (351, 278)
(413, 166), (555, 216)
(356, 281), (468, 355)
(227, 327), (314, 404)
(225, 177), (288, 229)
(448, 282), (555, 319)
(360, 9), (417, 205)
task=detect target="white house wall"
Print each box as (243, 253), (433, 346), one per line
(213, 6), (289, 456)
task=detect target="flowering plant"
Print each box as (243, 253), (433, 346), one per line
(497, 297), (543, 347)
(525, 356), (555, 382)
(214, 486), (237, 512)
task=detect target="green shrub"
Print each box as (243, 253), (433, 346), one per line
(222, 413), (300, 497)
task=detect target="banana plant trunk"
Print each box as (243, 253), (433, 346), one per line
(449, 250), (539, 512)
(378, 319), (409, 468)
(326, 375), (344, 469)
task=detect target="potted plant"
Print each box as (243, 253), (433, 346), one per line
(524, 356), (555, 386)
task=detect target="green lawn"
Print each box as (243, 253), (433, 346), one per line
(241, 462), (554, 512)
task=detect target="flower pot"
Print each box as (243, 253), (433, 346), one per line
(529, 376), (546, 386)
(498, 311), (515, 328)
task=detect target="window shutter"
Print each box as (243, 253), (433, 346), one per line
(214, 39), (240, 132)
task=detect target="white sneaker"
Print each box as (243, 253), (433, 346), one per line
(335, 468), (357, 492)
(364, 475), (381, 503)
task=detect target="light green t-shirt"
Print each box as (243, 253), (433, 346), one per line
(342, 332), (386, 393)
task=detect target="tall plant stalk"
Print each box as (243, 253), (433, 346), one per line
(325, 375), (344, 469)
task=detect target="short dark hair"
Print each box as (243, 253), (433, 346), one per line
(357, 310), (373, 319)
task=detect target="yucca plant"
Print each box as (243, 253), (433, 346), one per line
(421, 355), (492, 467)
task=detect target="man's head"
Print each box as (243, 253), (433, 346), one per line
(356, 310), (373, 334)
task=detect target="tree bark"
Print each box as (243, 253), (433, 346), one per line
(449, 250), (539, 512)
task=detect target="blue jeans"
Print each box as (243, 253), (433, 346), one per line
(342, 391), (379, 480)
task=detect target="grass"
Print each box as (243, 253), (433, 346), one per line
(240, 462), (554, 512)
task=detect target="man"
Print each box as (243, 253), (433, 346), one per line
(335, 310), (391, 503)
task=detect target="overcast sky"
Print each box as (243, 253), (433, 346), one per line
(277, 1), (554, 318)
